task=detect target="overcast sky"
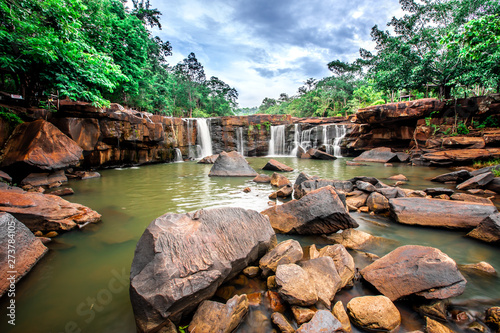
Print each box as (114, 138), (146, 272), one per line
(144, 0), (403, 108)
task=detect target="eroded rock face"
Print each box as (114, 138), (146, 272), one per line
(353, 147), (398, 163)
(456, 172), (494, 191)
(421, 148), (500, 165)
(0, 187), (101, 232)
(356, 98), (444, 124)
(318, 244), (355, 289)
(360, 245), (467, 301)
(1, 119), (83, 172)
(299, 257), (342, 308)
(261, 186), (358, 234)
(52, 117), (100, 151)
(129, 207), (275, 332)
(209, 151), (258, 177)
(389, 197), (498, 229)
(0, 213), (48, 297)
(275, 264), (318, 306)
(347, 296), (401, 332)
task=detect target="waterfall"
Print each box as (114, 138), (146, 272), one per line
(290, 124), (301, 156)
(268, 125), (286, 156)
(333, 124), (347, 157)
(299, 127), (317, 152)
(186, 119), (195, 159)
(195, 118), (213, 158)
(236, 127), (245, 156)
(174, 148), (183, 162)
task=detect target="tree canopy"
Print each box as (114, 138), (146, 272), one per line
(0, 0), (238, 117)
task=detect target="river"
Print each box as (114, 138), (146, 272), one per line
(1, 158), (499, 332)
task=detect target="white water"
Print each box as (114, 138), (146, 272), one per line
(290, 124), (301, 156)
(195, 118), (213, 158)
(268, 125), (287, 156)
(174, 148), (183, 162)
(296, 124), (347, 157)
(236, 127), (245, 156)
(333, 125), (347, 157)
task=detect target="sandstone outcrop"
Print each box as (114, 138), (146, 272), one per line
(360, 245), (467, 301)
(0, 187), (101, 232)
(129, 207), (275, 332)
(208, 151), (258, 177)
(389, 197), (497, 229)
(356, 98), (444, 124)
(261, 186), (358, 234)
(0, 213), (48, 297)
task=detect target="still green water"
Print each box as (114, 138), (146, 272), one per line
(1, 158), (499, 332)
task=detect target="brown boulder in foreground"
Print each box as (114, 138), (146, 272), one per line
(130, 207), (275, 332)
(261, 186), (358, 234)
(0, 213), (48, 297)
(389, 197), (497, 229)
(209, 151), (258, 177)
(360, 245), (466, 301)
(467, 213), (500, 243)
(1, 119), (83, 171)
(347, 296), (401, 332)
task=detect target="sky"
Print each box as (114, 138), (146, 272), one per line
(142, 0), (404, 108)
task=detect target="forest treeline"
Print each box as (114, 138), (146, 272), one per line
(255, 0), (500, 118)
(0, 0), (237, 117)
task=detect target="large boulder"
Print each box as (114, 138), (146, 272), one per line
(299, 257), (342, 308)
(318, 244), (355, 289)
(346, 296), (401, 332)
(261, 186), (358, 234)
(360, 245), (467, 301)
(389, 197), (497, 229)
(352, 147), (398, 163)
(0, 213), (48, 297)
(431, 170), (472, 183)
(467, 213), (500, 243)
(262, 159), (293, 172)
(306, 148), (336, 160)
(208, 151), (258, 177)
(0, 187), (101, 232)
(0, 119), (83, 172)
(52, 117), (100, 151)
(295, 179), (353, 200)
(275, 264), (318, 306)
(129, 207), (275, 332)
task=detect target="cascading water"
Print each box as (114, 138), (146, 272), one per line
(290, 124), (301, 156)
(333, 125), (347, 157)
(174, 148), (183, 162)
(268, 125), (286, 156)
(236, 127), (245, 156)
(195, 118), (213, 158)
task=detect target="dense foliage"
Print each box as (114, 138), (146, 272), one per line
(259, 0), (500, 117)
(0, 0), (237, 117)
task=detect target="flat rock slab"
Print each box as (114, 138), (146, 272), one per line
(431, 170), (472, 183)
(209, 151), (258, 177)
(261, 186), (358, 234)
(306, 148), (336, 160)
(456, 172), (494, 191)
(0, 213), (48, 297)
(353, 147), (398, 163)
(0, 119), (83, 171)
(262, 159), (294, 172)
(0, 188), (101, 232)
(130, 207), (275, 332)
(421, 148), (500, 165)
(389, 197), (497, 229)
(360, 245), (466, 301)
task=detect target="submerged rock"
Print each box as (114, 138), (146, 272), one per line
(389, 197), (498, 229)
(307, 148), (336, 160)
(253, 174), (271, 183)
(208, 151), (258, 177)
(271, 312), (295, 333)
(0, 213), (48, 297)
(347, 296), (401, 332)
(261, 186), (358, 234)
(0, 187), (101, 232)
(262, 159), (294, 172)
(129, 207), (275, 332)
(360, 245), (467, 301)
(326, 229), (393, 252)
(353, 147), (398, 163)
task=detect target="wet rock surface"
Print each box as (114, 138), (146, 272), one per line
(361, 245), (467, 301)
(259, 239), (303, 277)
(261, 186), (358, 234)
(353, 147), (398, 163)
(347, 296), (401, 332)
(129, 207), (275, 332)
(262, 159), (294, 172)
(209, 151), (258, 177)
(467, 213), (500, 243)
